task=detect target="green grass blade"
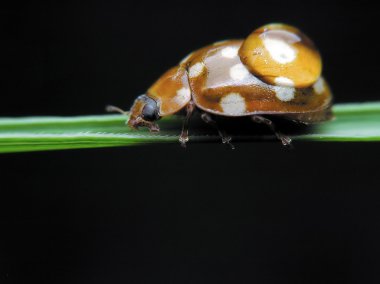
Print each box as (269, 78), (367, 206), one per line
(298, 102), (380, 141)
(0, 115), (181, 153)
(0, 102), (379, 153)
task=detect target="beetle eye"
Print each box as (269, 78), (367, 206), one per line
(141, 97), (159, 121)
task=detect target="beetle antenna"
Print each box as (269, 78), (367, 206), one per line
(105, 105), (128, 115)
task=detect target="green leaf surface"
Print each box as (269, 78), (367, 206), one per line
(0, 102), (379, 153)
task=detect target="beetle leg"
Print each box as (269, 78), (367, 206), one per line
(179, 101), (195, 148)
(251, 115), (292, 146)
(133, 117), (160, 132)
(201, 112), (235, 150)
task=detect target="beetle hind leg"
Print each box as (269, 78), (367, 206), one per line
(251, 115), (292, 147)
(201, 112), (235, 150)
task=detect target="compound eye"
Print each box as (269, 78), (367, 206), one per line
(141, 96), (159, 121)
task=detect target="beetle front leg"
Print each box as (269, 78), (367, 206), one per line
(179, 101), (195, 148)
(251, 115), (292, 146)
(201, 112), (235, 150)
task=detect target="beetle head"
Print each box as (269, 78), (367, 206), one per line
(128, 95), (160, 132)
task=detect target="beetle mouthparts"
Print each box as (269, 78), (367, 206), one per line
(127, 116), (160, 133)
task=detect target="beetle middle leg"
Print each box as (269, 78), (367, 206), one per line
(251, 115), (292, 146)
(179, 101), (195, 148)
(201, 112), (235, 150)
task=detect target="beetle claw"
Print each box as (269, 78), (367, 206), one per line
(279, 135), (293, 149)
(148, 123), (160, 132)
(280, 135), (292, 146)
(221, 136), (235, 150)
(179, 134), (189, 148)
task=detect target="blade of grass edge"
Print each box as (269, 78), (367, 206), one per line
(0, 101), (379, 153)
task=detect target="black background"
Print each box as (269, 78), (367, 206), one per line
(1, 1), (380, 283)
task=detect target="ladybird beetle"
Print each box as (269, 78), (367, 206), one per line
(107, 23), (332, 148)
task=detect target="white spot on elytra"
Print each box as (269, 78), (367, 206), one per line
(189, 62), (205, 78)
(175, 87), (191, 104)
(229, 63), (249, 81)
(313, 78), (325, 94)
(220, 93), (246, 115)
(221, 46), (238, 58)
(274, 77), (295, 87)
(274, 86), (295, 102)
(263, 38), (297, 64)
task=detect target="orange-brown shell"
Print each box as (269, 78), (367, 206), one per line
(239, 23), (322, 88)
(181, 40), (331, 118)
(147, 66), (191, 116)
(144, 37), (331, 122)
